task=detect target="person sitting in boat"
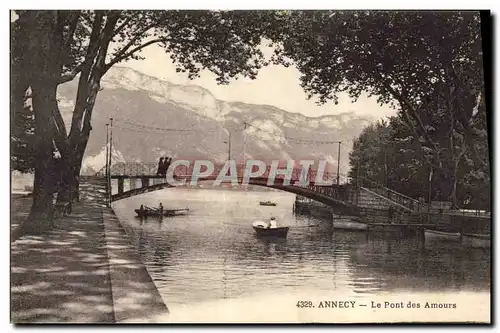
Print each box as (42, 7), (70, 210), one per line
(159, 203), (163, 215)
(139, 204), (145, 215)
(268, 217), (277, 229)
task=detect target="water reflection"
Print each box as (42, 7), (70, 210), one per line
(112, 188), (490, 308)
(254, 237), (288, 258)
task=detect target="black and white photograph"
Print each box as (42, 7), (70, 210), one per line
(9, 8), (492, 324)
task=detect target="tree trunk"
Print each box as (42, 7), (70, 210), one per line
(449, 175), (459, 210)
(57, 13), (117, 202)
(57, 71), (105, 202)
(449, 156), (462, 210)
(55, 155), (73, 202)
(57, 145), (85, 203)
(13, 11), (63, 239)
(15, 82), (59, 237)
(448, 142), (466, 211)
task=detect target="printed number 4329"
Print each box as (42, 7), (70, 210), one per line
(296, 301), (314, 308)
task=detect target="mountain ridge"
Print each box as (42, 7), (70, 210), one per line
(55, 66), (377, 175)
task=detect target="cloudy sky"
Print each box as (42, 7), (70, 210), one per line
(124, 43), (397, 119)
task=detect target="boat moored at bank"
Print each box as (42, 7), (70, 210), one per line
(135, 207), (189, 218)
(332, 215), (368, 231)
(424, 229), (461, 242)
(461, 233), (490, 248)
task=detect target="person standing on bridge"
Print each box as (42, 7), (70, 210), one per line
(157, 157), (164, 176)
(159, 156), (170, 177)
(163, 157), (171, 176)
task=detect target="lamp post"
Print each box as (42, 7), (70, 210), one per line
(384, 143), (388, 187)
(243, 122), (248, 172)
(356, 156), (360, 189)
(428, 167), (433, 204)
(108, 117), (113, 205)
(109, 117), (113, 165)
(105, 123), (109, 179)
(428, 167), (433, 223)
(336, 141), (341, 186)
(356, 156), (361, 205)
(223, 132), (231, 161)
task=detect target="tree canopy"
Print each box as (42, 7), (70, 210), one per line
(349, 112), (490, 210)
(268, 10), (488, 208)
(11, 98), (35, 173)
(11, 9), (285, 229)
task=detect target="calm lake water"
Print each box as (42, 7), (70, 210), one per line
(111, 187), (491, 323)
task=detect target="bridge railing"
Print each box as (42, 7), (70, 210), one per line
(106, 162), (158, 176)
(360, 182), (431, 213)
(105, 161), (341, 184)
(448, 209), (491, 218)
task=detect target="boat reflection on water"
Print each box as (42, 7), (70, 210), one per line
(137, 215), (165, 225)
(254, 236), (289, 257)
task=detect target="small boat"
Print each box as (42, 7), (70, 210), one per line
(253, 225), (289, 238)
(135, 207), (189, 218)
(424, 229), (461, 242)
(259, 201), (277, 206)
(461, 233), (490, 248)
(332, 216), (368, 231)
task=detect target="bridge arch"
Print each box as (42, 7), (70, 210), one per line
(110, 176), (360, 216)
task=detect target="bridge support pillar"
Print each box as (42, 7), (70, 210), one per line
(118, 178), (124, 194)
(141, 177), (150, 188)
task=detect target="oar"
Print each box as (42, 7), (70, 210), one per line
(293, 225), (320, 228)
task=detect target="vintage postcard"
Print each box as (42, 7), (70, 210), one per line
(10, 9), (491, 324)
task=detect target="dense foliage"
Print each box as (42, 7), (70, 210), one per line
(11, 100), (35, 173)
(349, 113), (490, 210)
(268, 10), (489, 209)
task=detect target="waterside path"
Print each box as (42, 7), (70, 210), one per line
(10, 177), (169, 323)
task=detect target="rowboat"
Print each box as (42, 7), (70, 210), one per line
(332, 216), (368, 231)
(259, 201), (277, 206)
(461, 233), (490, 248)
(135, 207), (189, 218)
(253, 225), (289, 238)
(424, 229), (461, 242)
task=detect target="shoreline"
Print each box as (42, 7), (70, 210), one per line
(103, 205), (170, 323)
(10, 177), (170, 323)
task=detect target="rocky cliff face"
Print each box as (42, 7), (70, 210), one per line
(56, 67), (376, 175)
